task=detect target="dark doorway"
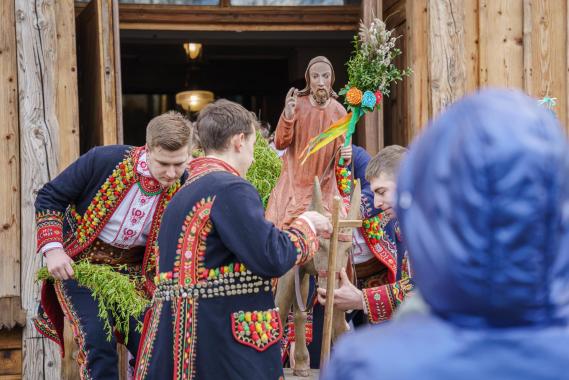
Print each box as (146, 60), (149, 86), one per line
(119, 30), (353, 146)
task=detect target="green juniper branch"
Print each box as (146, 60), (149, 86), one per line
(37, 261), (149, 342)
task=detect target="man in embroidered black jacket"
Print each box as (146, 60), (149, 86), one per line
(319, 145), (413, 323)
(134, 100), (331, 380)
(33, 112), (193, 379)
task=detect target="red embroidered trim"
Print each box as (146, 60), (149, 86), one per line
(138, 176), (161, 195)
(134, 301), (162, 380)
(360, 214), (398, 283)
(363, 285), (395, 324)
(54, 281), (93, 380)
(231, 308), (282, 352)
(363, 278), (413, 324)
(65, 148), (138, 257)
(284, 310), (313, 344)
(32, 315), (61, 349)
(183, 156), (240, 191)
(36, 210), (64, 252)
(158, 197), (216, 380)
(285, 218), (319, 266)
(173, 297), (198, 380)
(141, 180), (181, 295)
(187, 157), (240, 182)
(174, 197), (215, 286)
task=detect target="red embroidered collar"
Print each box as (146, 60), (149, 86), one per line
(132, 146), (162, 195)
(188, 156), (240, 181)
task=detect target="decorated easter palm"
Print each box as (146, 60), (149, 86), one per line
(300, 18), (411, 165)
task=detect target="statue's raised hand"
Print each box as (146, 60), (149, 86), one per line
(284, 87), (298, 120)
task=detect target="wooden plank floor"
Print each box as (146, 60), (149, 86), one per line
(284, 368), (320, 379)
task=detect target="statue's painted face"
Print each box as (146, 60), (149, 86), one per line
(309, 62), (332, 105)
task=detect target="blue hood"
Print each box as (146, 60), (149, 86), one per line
(396, 89), (569, 328)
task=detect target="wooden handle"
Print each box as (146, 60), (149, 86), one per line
(320, 196), (342, 368)
(338, 219), (363, 228)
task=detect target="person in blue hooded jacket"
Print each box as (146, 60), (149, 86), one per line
(321, 88), (569, 380)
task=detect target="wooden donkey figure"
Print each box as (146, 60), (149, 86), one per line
(275, 177), (361, 377)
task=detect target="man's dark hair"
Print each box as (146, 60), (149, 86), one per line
(365, 145), (408, 182)
(196, 99), (258, 153)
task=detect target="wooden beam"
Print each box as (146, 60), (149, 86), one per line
(0, 0), (20, 301)
(0, 328), (22, 378)
(384, 0), (405, 26)
(77, 0), (120, 151)
(464, 0), (479, 94)
(0, 297), (26, 330)
(338, 220), (362, 228)
(406, 0), (429, 135)
(320, 196), (342, 368)
(523, 0), (533, 93)
(99, 0), (120, 145)
(479, 0), (524, 88)
(61, 320), (80, 380)
(76, 3), (360, 32)
(567, 0), (569, 134)
(428, 0), (467, 116)
(359, 0), (383, 154)
(56, 0), (81, 168)
(0, 328), (22, 350)
(384, 19), (409, 146)
(112, 0), (124, 144)
(523, 0), (568, 132)
(15, 0), (80, 378)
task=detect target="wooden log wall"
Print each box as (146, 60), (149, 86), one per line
(358, 0), (384, 154)
(77, 0), (122, 153)
(384, 0), (409, 147)
(407, 0), (569, 136)
(0, 0), (23, 378)
(13, 0), (80, 379)
(1, 0), (567, 378)
(0, 328), (23, 380)
(0, 0), (26, 341)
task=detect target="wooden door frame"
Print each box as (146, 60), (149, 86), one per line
(75, 2), (361, 31)
(77, 0), (122, 152)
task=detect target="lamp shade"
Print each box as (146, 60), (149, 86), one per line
(176, 90), (214, 112)
(183, 42), (202, 60)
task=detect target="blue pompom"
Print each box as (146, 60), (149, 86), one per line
(362, 90), (377, 108)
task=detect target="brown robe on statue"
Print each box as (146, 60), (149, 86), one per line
(266, 95), (347, 228)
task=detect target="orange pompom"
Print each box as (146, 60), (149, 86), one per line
(346, 87), (363, 106)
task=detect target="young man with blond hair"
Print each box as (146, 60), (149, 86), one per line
(33, 111), (193, 379)
(318, 145), (414, 324)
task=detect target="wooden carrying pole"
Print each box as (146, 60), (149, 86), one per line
(320, 196), (362, 368)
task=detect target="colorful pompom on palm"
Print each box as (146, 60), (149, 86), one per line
(346, 87), (363, 106)
(375, 91), (383, 107)
(362, 90), (377, 109)
(335, 164), (352, 196)
(301, 17), (411, 164)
